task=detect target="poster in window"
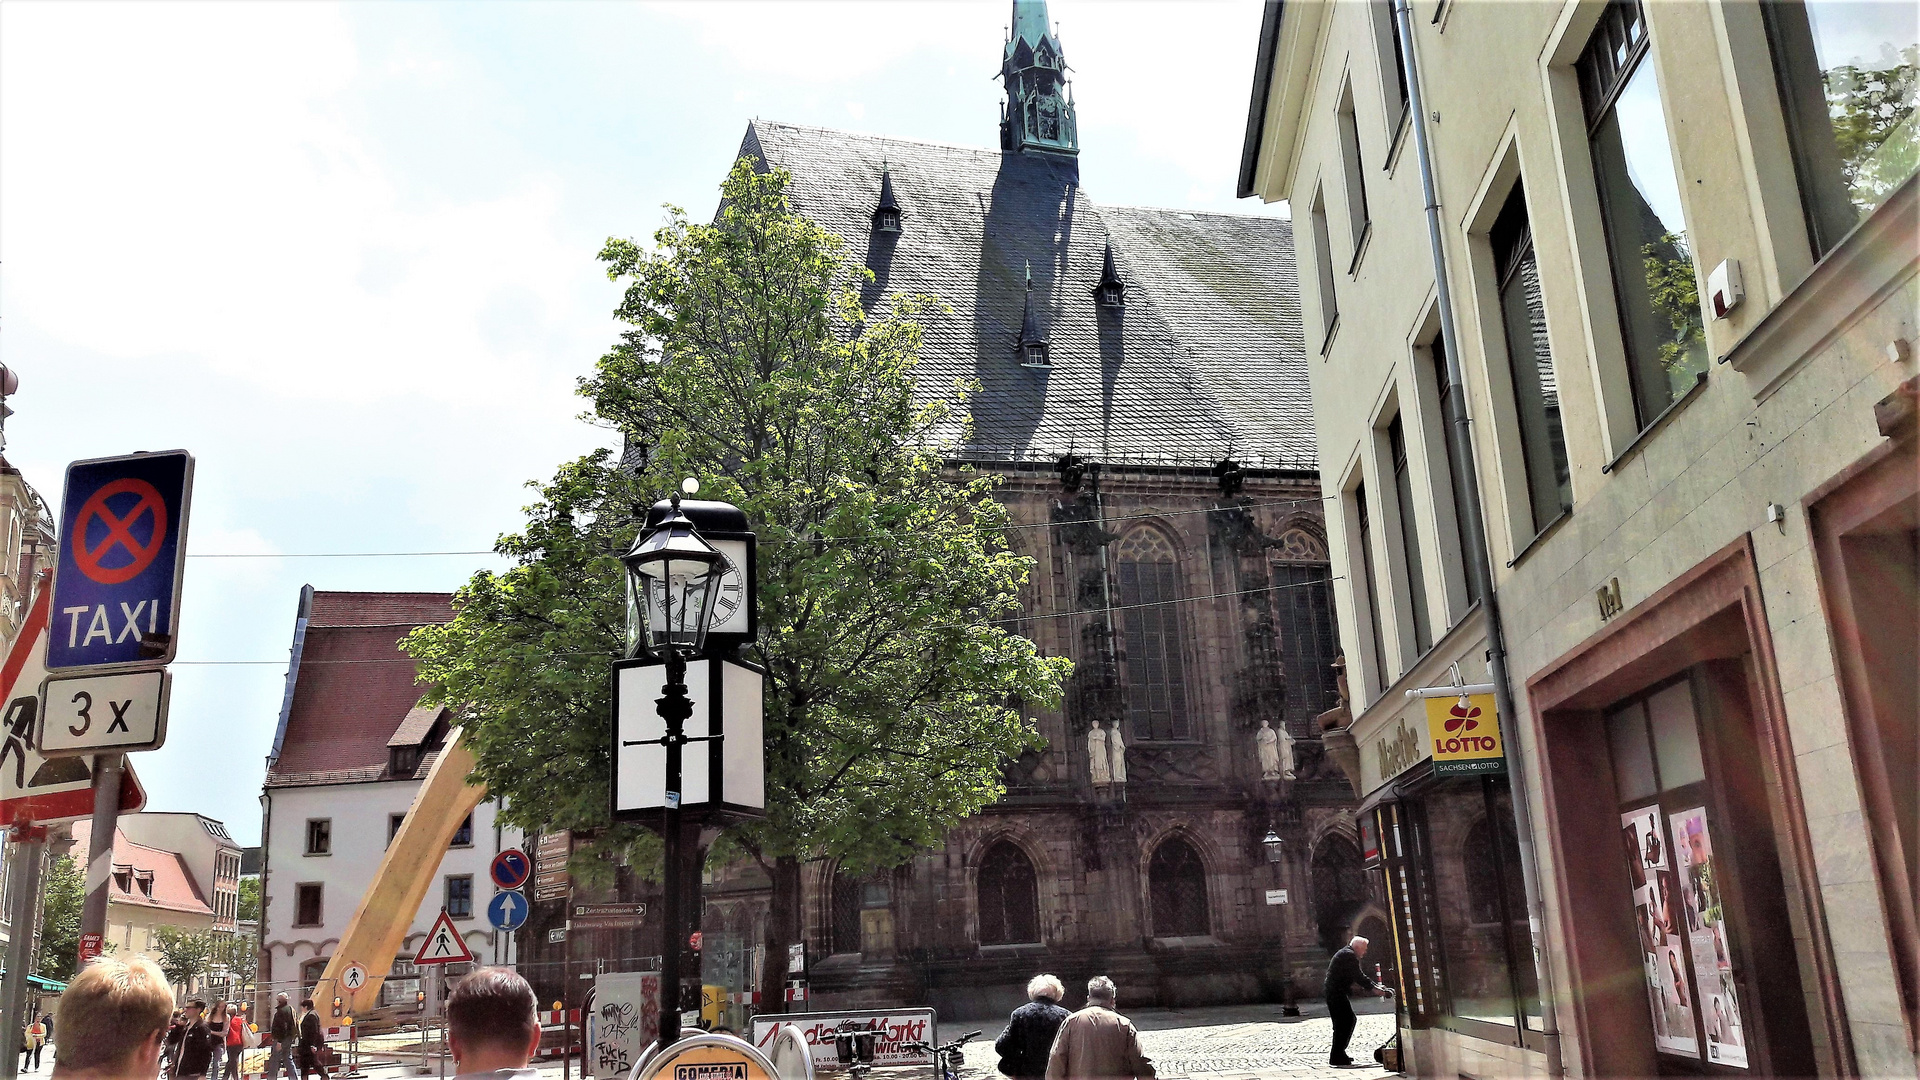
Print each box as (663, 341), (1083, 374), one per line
(1671, 807), (1748, 1069)
(1622, 806), (1698, 1058)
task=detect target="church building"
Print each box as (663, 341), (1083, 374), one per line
(716, 1), (1376, 1016)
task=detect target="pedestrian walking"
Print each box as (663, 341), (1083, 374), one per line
(220, 1006), (245, 1080)
(172, 1001), (219, 1080)
(265, 996), (297, 1080)
(1044, 976), (1154, 1080)
(49, 955), (173, 1080)
(161, 1012), (186, 1079)
(445, 967), (541, 1080)
(23, 1015), (46, 1071)
(1322, 935), (1390, 1068)
(295, 1000), (324, 1080)
(995, 975), (1069, 1080)
(204, 1003), (228, 1080)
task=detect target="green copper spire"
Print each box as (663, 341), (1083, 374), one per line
(1000, 0), (1078, 157)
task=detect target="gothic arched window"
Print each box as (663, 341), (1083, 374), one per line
(1117, 528), (1191, 741)
(1311, 834), (1373, 950)
(830, 869), (865, 955)
(1148, 836), (1209, 937)
(976, 841), (1040, 946)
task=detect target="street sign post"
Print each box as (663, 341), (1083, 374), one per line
(413, 910), (476, 966)
(342, 963), (369, 992)
(48, 451), (194, 673)
(490, 848), (531, 890)
(36, 669), (170, 756)
(488, 890), (530, 933)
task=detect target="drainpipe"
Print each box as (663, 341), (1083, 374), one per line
(1389, 1), (1565, 1075)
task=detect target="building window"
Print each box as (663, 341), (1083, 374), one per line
(1764, 1), (1919, 256)
(1311, 187), (1340, 346)
(294, 883), (322, 927)
(1491, 184), (1572, 535)
(1116, 528), (1192, 741)
(1416, 777), (1540, 1032)
(1579, 0), (1707, 427)
(1354, 484), (1390, 694)
(304, 819), (331, 856)
(1376, 0), (1410, 130)
(1274, 561), (1340, 722)
(388, 813), (406, 848)
(831, 869), (864, 955)
(445, 875), (473, 919)
(1148, 836), (1210, 938)
(1337, 83), (1372, 262)
(1310, 834), (1373, 951)
(450, 813), (473, 848)
(976, 841), (1040, 946)
(1388, 416), (1434, 656)
(1427, 336), (1480, 606)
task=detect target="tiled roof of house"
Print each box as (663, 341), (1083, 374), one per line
(265, 592), (452, 789)
(68, 823), (212, 917)
(739, 121), (1313, 471)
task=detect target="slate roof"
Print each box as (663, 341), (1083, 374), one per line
(265, 591), (452, 789)
(739, 121), (1313, 471)
(68, 823), (213, 917)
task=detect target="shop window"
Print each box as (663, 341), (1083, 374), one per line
(1492, 183), (1573, 535)
(1273, 562), (1340, 720)
(1148, 837), (1209, 938)
(294, 883), (322, 927)
(1116, 528), (1191, 741)
(1763, 0), (1919, 256)
(1578, 0), (1707, 428)
(1377, 802), (1446, 1025)
(976, 841), (1040, 946)
(1422, 779), (1534, 1030)
(1387, 415), (1434, 654)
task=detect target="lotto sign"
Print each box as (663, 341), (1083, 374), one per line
(49, 451), (194, 672)
(0, 585), (146, 826)
(1423, 693), (1505, 776)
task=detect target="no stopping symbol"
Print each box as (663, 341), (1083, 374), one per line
(490, 848), (531, 890)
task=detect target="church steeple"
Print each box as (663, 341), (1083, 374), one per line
(999, 0), (1078, 157)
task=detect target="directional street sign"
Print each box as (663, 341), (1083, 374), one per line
(49, 451), (194, 672)
(0, 584), (146, 826)
(413, 909), (475, 965)
(488, 890), (530, 932)
(36, 669), (170, 756)
(490, 848), (531, 890)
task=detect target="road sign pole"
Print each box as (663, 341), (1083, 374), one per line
(79, 753), (125, 944)
(0, 827), (47, 1080)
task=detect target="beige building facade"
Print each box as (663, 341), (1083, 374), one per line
(1242, 0), (1915, 1078)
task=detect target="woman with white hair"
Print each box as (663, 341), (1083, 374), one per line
(993, 975), (1070, 1080)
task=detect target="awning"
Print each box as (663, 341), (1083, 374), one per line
(0, 972), (68, 993)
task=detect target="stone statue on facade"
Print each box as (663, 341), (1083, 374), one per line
(1256, 718), (1297, 780)
(1109, 724), (1127, 784)
(1087, 721), (1111, 785)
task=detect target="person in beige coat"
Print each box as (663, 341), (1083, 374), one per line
(1044, 977), (1155, 1080)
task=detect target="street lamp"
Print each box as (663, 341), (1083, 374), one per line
(621, 484), (724, 1049)
(1262, 830), (1300, 1017)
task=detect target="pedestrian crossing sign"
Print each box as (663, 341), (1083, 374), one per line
(413, 909), (475, 965)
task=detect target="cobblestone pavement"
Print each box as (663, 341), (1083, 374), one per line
(938, 1000), (1399, 1080)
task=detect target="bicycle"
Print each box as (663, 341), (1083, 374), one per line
(904, 1030), (980, 1080)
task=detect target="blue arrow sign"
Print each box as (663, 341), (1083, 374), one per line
(50, 451), (194, 672)
(490, 848), (532, 890)
(488, 889), (530, 932)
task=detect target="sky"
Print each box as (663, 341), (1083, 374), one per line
(0, 0), (1282, 846)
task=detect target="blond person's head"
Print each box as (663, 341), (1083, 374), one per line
(54, 956), (173, 1078)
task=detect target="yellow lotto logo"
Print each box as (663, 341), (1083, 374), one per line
(1423, 693), (1505, 776)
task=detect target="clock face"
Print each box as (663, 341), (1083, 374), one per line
(707, 547), (747, 632)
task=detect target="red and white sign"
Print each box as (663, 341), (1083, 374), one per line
(750, 1010), (934, 1071)
(413, 909), (475, 965)
(77, 933), (104, 966)
(0, 583), (145, 827)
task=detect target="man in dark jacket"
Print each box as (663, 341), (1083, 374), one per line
(1323, 936), (1389, 1068)
(265, 994), (297, 1080)
(296, 1000), (324, 1080)
(173, 1000), (219, 1080)
(995, 975), (1070, 1080)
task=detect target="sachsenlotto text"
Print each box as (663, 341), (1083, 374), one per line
(1423, 693), (1505, 776)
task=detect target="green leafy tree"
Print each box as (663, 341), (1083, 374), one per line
(1642, 230), (1705, 389)
(1825, 48), (1919, 210)
(237, 877), (260, 924)
(406, 158), (1070, 1002)
(37, 856), (84, 983)
(155, 927), (215, 988)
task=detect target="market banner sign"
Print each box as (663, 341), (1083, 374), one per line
(1424, 693), (1505, 776)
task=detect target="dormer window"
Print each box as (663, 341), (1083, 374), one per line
(873, 168), (902, 235)
(1021, 340), (1051, 369)
(1017, 260), (1051, 369)
(1093, 242), (1126, 308)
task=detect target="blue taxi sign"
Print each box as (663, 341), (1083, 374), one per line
(49, 451), (193, 672)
